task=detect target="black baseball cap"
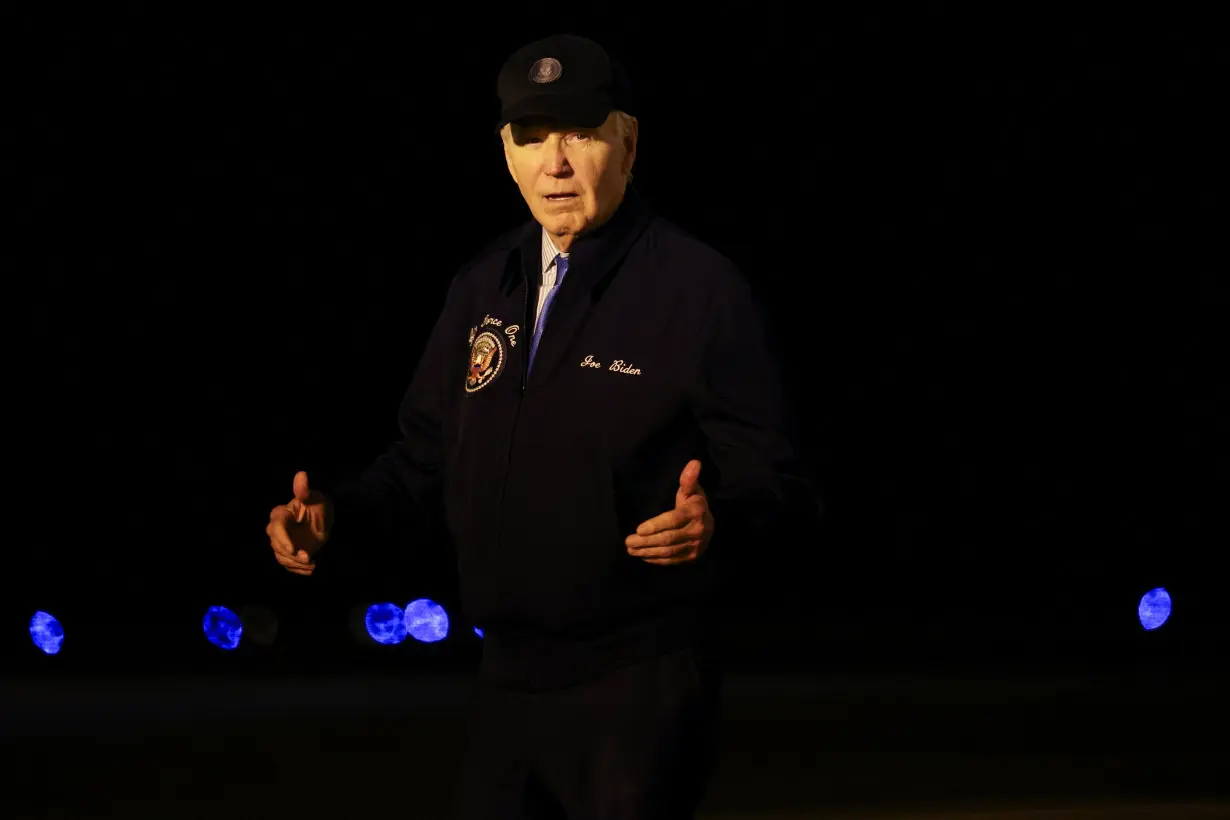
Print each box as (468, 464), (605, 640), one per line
(495, 34), (636, 133)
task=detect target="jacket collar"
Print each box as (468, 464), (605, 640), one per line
(499, 186), (654, 298)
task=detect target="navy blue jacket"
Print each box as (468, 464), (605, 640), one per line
(329, 188), (821, 690)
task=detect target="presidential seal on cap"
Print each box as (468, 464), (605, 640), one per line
(529, 57), (563, 84)
(495, 34), (636, 132)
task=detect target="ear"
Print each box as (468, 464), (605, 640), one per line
(502, 135), (519, 185)
(621, 116), (638, 176)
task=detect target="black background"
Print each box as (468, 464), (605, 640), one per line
(6, 6), (1225, 679)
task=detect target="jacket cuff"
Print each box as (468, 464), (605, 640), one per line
(711, 478), (823, 534)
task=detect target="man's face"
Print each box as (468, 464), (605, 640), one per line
(502, 111), (637, 250)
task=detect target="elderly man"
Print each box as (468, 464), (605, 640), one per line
(266, 33), (821, 819)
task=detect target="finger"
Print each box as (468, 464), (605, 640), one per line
(284, 565), (315, 576)
(678, 459), (702, 496)
(642, 554), (690, 566)
(627, 528), (686, 549)
(630, 540), (698, 558)
(629, 514), (705, 546)
(266, 514), (296, 556)
(267, 528), (313, 567)
(273, 545), (314, 566)
(279, 557), (315, 573)
(273, 550), (314, 571)
(293, 470), (311, 503)
(635, 509), (688, 536)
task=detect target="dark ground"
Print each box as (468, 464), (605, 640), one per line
(4, 664), (1228, 819)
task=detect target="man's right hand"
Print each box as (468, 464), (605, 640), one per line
(266, 471), (333, 576)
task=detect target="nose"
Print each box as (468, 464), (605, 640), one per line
(543, 140), (571, 176)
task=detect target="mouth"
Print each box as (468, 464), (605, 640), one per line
(544, 193), (578, 201)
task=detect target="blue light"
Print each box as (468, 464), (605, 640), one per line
(404, 598), (449, 643)
(1138, 587), (1172, 631)
(203, 605), (243, 650)
(365, 603), (408, 645)
(29, 611), (64, 655)
(474, 627), (484, 639)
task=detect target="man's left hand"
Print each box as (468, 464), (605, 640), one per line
(625, 459), (714, 566)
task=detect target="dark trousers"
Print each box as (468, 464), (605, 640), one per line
(456, 644), (723, 820)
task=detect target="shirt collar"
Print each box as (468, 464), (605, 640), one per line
(541, 227), (568, 275)
(501, 187), (653, 297)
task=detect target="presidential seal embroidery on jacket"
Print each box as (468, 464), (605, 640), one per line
(466, 316), (510, 393)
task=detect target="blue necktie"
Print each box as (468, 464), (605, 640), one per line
(528, 254), (568, 375)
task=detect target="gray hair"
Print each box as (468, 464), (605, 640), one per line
(612, 110), (636, 184)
